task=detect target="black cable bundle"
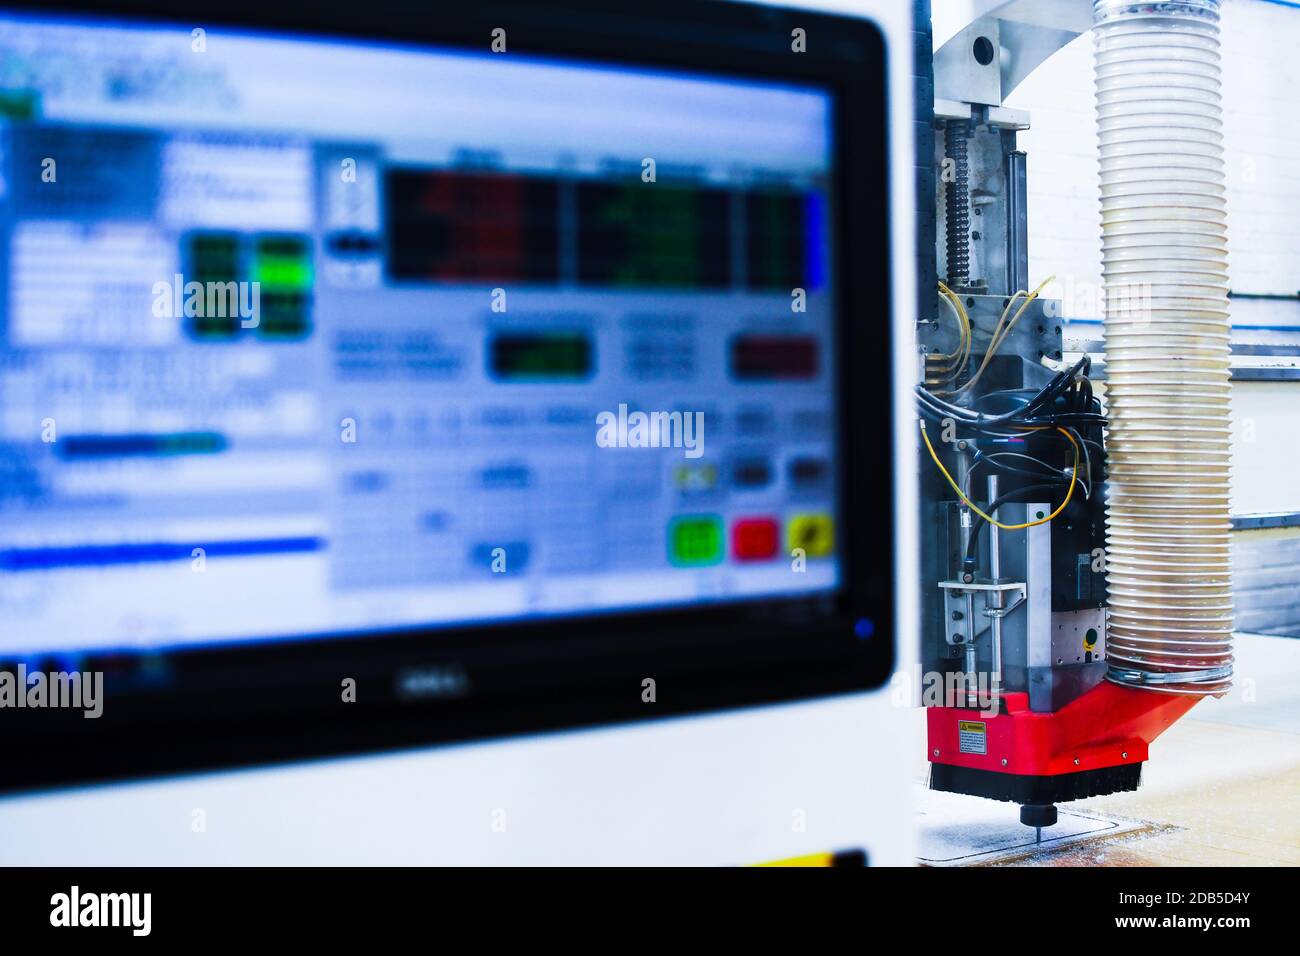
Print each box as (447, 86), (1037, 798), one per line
(916, 355), (1108, 579)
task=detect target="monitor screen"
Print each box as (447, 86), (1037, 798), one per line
(0, 10), (841, 656)
(0, 0), (892, 790)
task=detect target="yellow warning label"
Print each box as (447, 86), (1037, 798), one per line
(958, 720), (987, 755)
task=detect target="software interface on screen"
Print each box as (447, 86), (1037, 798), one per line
(0, 12), (841, 656)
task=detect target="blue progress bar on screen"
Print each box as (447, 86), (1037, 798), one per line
(56, 432), (228, 459)
(0, 537), (324, 571)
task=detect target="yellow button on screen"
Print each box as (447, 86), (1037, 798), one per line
(787, 514), (833, 558)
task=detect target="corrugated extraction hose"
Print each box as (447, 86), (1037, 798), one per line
(1094, 0), (1234, 695)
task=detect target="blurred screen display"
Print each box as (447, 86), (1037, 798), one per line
(0, 11), (840, 655)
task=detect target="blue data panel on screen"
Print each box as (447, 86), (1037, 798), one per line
(0, 13), (840, 654)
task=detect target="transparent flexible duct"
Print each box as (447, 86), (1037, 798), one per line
(1094, 0), (1233, 694)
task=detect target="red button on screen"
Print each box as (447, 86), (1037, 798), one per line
(732, 518), (779, 561)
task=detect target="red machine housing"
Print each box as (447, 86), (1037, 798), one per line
(927, 682), (1198, 804)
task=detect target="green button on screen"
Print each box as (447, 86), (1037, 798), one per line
(668, 515), (723, 567)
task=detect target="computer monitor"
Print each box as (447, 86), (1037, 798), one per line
(0, 0), (892, 790)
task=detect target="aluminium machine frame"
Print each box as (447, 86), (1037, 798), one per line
(915, 1), (1205, 838)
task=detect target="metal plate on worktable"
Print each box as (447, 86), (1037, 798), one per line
(916, 787), (1151, 866)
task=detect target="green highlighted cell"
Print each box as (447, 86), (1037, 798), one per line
(253, 236), (313, 287)
(159, 431), (226, 456)
(0, 89), (39, 120)
(185, 232), (242, 340)
(252, 235), (313, 339)
(668, 515), (724, 567)
(489, 332), (592, 381)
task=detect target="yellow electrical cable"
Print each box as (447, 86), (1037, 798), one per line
(918, 419), (1079, 530)
(927, 291), (968, 366)
(936, 289), (1025, 394)
(985, 289), (1026, 354)
(928, 285), (976, 381)
(940, 275), (1055, 396)
(931, 283), (972, 381)
(925, 305), (969, 383)
(928, 287), (968, 369)
(928, 290), (961, 361)
(986, 288), (1039, 356)
(974, 277), (1053, 373)
(948, 288), (972, 365)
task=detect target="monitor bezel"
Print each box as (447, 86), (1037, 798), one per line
(0, 0), (894, 793)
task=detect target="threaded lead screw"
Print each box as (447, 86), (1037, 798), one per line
(945, 118), (971, 288)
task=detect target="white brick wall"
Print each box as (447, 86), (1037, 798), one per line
(1003, 0), (1300, 312)
(1234, 532), (1300, 636)
(1219, 0), (1300, 297)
